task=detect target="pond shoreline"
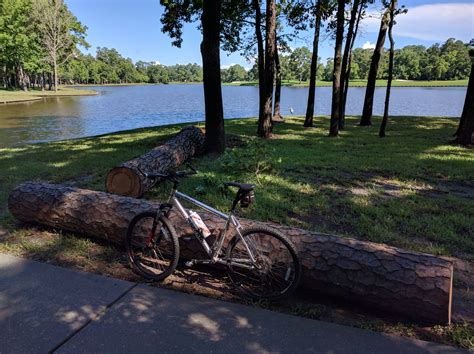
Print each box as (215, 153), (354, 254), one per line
(0, 87), (97, 104)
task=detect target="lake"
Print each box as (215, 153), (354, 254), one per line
(0, 84), (467, 147)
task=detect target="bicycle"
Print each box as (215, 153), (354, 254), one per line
(125, 165), (301, 300)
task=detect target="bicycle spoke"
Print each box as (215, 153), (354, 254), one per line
(227, 228), (300, 300)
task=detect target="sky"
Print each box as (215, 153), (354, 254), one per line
(65, 0), (474, 69)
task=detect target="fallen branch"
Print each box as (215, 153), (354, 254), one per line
(105, 126), (205, 197)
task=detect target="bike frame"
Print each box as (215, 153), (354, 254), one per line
(166, 187), (257, 268)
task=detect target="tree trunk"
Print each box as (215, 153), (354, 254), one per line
(201, 0), (225, 154)
(339, 0), (361, 130)
(360, 9), (390, 126)
(253, 0), (265, 123)
(273, 43), (283, 122)
(342, 2), (363, 120)
(53, 53), (58, 92)
(454, 54), (474, 145)
(18, 65), (28, 92)
(258, 0), (276, 138)
(304, 0), (322, 128)
(379, 0), (396, 138)
(9, 182), (454, 325)
(105, 126), (205, 198)
(329, 0), (345, 137)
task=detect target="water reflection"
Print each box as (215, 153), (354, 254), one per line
(0, 85), (467, 147)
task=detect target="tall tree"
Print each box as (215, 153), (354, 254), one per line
(359, 6), (390, 125)
(304, 0), (323, 127)
(273, 42), (284, 122)
(253, 0), (265, 123)
(329, 0), (345, 137)
(32, 0), (87, 92)
(338, 0), (361, 129)
(341, 1), (364, 120)
(160, 0), (248, 153)
(379, 0), (396, 137)
(201, 0), (225, 153)
(454, 45), (474, 145)
(258, 0), (276, 138)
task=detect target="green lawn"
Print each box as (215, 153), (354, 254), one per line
(0, 86), (97, 103)
(1, 115), (473, 349)
(225, 79), (469, 87)
(1, 115), (473, 260)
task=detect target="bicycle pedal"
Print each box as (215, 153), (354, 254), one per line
(185, 260), (194, 267)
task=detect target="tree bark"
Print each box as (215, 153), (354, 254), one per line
(273, 43), (284, 122)
(9, 182), (454, 325)
(53, 53), (58, 92)
(253, 0), (265, 124)
(339, 0), (361, 130)
(379, 0), (396, 138)
(304, 0), (322, 128)
(105, 126), (205, 198)
(360, 9), (390, 126)
(342, 2), (364, 121)
(329, 0), (345, 137)
(258, 0), (276, 138)
(454, 56), (474, 145)
(201, 0), (225, 154)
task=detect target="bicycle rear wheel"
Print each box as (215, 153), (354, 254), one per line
(226, 226), (301, 301)
(126, 212), (179, 281)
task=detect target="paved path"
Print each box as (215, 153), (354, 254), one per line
(0, 254), (463, 353)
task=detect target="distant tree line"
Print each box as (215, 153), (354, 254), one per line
(59, 49), (203, 85)
(0, 0), (87, 91)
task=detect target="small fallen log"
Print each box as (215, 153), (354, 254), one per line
(8, 182), (453, 324)
(105, 126), (204, 198)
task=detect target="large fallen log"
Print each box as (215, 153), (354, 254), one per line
(8, 182), (453, 324)
(105, 126), (205, 198)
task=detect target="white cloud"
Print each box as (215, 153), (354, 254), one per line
(221, 63), (237, 69)
(361, 3), (474, 42)
(362, 41), (376, 49)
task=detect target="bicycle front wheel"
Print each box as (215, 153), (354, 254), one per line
(226, 226), (301, 301)
(126, 212), (179, 281)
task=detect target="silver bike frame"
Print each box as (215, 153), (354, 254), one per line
(168, 188), (256, 268)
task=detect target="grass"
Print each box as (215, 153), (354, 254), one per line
(0, 86), (97, 104)
(225, 79), (469, 87)
(0, 115), (473, 348)
(1, 115), (473, 258)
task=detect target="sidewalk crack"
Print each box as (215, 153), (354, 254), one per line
(49, 282), (138, 353)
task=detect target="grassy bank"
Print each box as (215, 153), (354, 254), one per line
(225, 79), (469, 87)
(1, 116), (473, 257)
(0, 86), (97, 104)
(0, 116), (473, 348)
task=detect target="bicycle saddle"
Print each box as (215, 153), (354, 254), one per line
(224, 182), (255, 192)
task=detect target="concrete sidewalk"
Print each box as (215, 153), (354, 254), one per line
(0, 254), (463, 353)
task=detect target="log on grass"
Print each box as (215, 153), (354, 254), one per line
(105, 126), (205, 198)
(8, 182), (453, 325)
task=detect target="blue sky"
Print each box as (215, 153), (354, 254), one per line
(66, 0), (474, 68)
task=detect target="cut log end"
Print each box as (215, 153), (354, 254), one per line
(105, 167), (142, 198)
(105, 125), (205, 198)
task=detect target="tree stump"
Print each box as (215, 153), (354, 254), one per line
(8, 182), (453, 324)
(105, 126), (205, 198)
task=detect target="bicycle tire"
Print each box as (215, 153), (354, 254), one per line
(126, 212), (180, 281)
(226, 225), (301, 301)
